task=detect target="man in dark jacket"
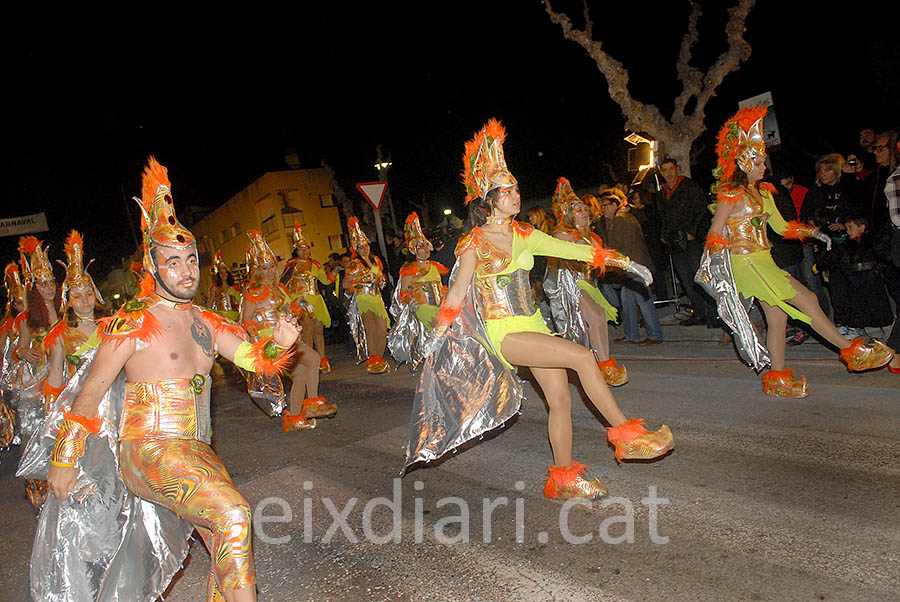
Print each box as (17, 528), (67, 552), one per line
(658, 158), (716, 326)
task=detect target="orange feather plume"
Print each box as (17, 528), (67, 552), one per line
(140, 156), (171, 211)
(19, 236), (41, 255)
(64, 230), (84, 255)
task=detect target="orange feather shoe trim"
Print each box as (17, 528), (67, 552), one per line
(607, 418), (674, 463)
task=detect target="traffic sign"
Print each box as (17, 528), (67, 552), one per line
(356, 181), (388, 211)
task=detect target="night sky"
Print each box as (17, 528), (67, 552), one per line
(4, 1), (898, 283)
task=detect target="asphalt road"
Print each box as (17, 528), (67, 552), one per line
(2, 331), (898, 602)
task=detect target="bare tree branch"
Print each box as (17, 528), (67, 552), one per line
(544, 0), (756, 175)
(672, 1), (703, 119)
(543, 0), (666, 134)
(692, 0), (755, 119)
(582, 0), (593, 40)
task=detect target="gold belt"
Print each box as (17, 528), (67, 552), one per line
(475, 269), (536, 320)
(288, 274), (317, 296)
(727, 213), (770, 254)
(411, 281), (443, 306)
(120, 376), (212, 444)
(354, 283), (380, 296)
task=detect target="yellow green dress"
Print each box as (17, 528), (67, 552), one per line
(346, 256), (390, 324)
(399, 260), (448, 329)
(456, 221), (608, 368)
(721, 188), (811, 324)
(283, 259), (334, 327)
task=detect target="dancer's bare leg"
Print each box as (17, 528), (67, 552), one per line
(530, 366), (574, 467)
(501, 332), (627, 426)
(362, 311), (388, 357)
(579, 291), (609, 361)
(289, 341), (320, 414)
(300, 315), (315, 348)
(784, 276), (850, 350)
(759, 301), (787, 372)
(313, 320), (326, 358)
(223, 585), (256, 602)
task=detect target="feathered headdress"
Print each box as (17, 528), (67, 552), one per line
(246, 230), (277, 274)
(57, 230), (103, 307)
(551, 177), (582, 224)
(3, 263), (26, 311)
(347, 217), (369, 257)
(133, 156), (196, 275)
(462, 118), (517, 203)
(211, 250), (230, 277)
(292, 221), (309, 248)
(18, 236), (54, 286)
(713, 105), (768, 194)
(403, 212), (432, 254)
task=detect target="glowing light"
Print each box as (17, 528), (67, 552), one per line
(113, 293), (121, 300)
(443, 209), (452, 216)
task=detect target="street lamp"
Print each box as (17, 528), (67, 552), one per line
(443, 209), (452, 216)
(374, 161), (393, 172)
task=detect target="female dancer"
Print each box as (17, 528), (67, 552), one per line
(282, 222), (335, 373)
(548, 177), (628, 385)
(16, 235), (61, 508)
(703, 106), (893, 396)
(241, 231), (335, 430)
(44, 231), (103, 403)
(343, 218), (391, 374)
(411, 119), (673, 501)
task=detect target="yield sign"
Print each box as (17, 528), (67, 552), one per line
(356, 181), (388, 211)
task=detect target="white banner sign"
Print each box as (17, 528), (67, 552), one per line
(0, 212), (49, 237)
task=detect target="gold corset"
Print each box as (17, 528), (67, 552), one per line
(410, 281), (443, 307)
(248, 287), (287, 330)
(210, 288), (235, 312)
(726, 196), (770, 254)
(472, 230), (511, 275)
(475, 269), (535, 320)
(120, 376), (212, 444)
(287, 271), (318, 297)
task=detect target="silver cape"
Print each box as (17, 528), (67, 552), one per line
(242, 367), (287, 417)
(386, 284), (429, 372)
(347, 294), (370, 362)
(16, 346), (193, 602)
(695, 249), (770, 372)
(403, 263), (525, 471)
(1, 333), (22, 447)
(543, 263), (590, 347)
(1, 335), (48, 443)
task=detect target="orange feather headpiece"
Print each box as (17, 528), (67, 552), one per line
(715, 105), (768, 184)
(57, 230), (103, 307)
(347, 217), (369, 258)
(245, 230), (277, 275)
(4, 263), (26, 311)
(462, 118), (518, 203)
(403, 212), (432, 254)
(133, 156), (196, 275)
(551, 177), (583, 225)
(292, 221), (309, 248)
(18, 235), (55, 286)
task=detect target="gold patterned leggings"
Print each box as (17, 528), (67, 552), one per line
(119, 437), (255, 595)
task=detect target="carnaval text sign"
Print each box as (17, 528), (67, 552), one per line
(0, 212), (49, 238)
(738, 91), (781, 148)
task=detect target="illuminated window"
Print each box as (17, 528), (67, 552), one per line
(261, 215), (278, 236)
(328, 234), (347, 250)
(282, 209), (305, 228)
